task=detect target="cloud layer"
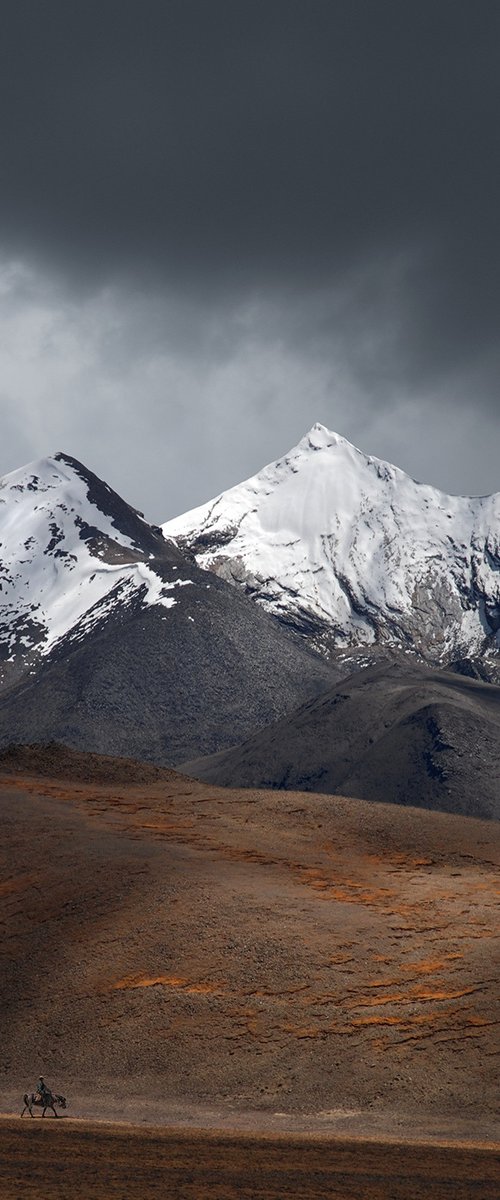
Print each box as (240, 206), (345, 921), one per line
(0, 2), (499, 510)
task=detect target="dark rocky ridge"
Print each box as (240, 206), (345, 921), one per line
(0, 559), (335, 764)
(0, 741), (178, 785)
(53, 452), (180, 562)
(182, 661), (500, 820)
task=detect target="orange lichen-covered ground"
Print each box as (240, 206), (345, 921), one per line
(0, 745), (498, 1146)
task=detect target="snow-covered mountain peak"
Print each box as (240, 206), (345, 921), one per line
(164, 424), (500, 662)
(292, 423), (430, 496)
(297, 422), (366, 458)
(1, 450), (163, 550)
(0, 451), (185, 678)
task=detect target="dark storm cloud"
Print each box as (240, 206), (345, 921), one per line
(1, 2), (499, 381)
(0, 1), (499, 510)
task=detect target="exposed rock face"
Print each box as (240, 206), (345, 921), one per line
(164, 424), (500, 667)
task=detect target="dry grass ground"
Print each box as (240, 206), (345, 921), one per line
(0, 1118), (498, 1200)
(1, 746), (498, 1145)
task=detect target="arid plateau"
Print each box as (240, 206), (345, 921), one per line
(1, 745), (499, 1194)
(1, 747), (498, 1121)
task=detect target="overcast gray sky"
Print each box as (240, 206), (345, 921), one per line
(0, 0), (499, 519)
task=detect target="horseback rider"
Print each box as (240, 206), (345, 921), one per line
(35, 1076), (51, 1102)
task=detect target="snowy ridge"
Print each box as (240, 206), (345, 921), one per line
(164, 424), (500, 661)
(0, 452), (187, 672)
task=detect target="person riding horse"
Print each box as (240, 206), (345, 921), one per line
(35, 1076), (51, 1103)
(21, 1079), (67, 1117)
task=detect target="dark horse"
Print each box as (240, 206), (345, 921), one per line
(21, 1090), (67, 1118)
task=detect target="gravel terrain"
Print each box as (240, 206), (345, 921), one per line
(183, 660), (500, 819)
(1, 1119), (498, 1200)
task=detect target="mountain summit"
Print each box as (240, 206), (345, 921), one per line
(164, 423), (500, 663)
(0, 451), (184, 683)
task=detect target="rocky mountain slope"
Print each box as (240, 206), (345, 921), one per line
(0, 454), (335, 762)
(2, 438), (500, 784)
(164, 424), (500, 665)
(183, 661), (500, 820)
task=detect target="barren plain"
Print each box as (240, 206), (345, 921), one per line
(1, 1118), (499, 1199)
(1, 745), (498, 1195)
